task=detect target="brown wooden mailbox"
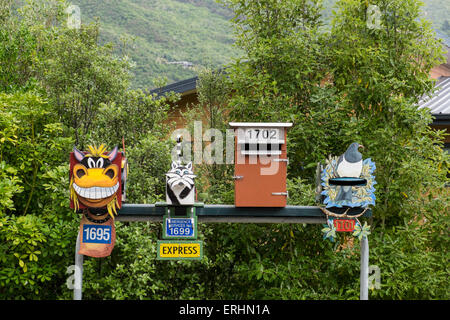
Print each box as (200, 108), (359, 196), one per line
(229, 122), (293, 207)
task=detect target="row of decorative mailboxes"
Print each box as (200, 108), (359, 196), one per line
(69, 122), (375, 211)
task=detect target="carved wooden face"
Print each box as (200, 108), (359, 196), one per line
(70, 145), (123, 217)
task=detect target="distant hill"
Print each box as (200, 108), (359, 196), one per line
(421, 0), (450, 37)
(74, 0), (449, 90)
(76, 0), (241, 89)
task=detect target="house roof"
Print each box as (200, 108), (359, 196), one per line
(150, 76), (198, 97)
(419, 76), (450, 124)
(152, 75), (450, 124)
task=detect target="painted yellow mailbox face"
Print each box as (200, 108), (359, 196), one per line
(157, 241), (203, 260)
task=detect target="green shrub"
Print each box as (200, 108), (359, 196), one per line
(0, 92), (78, 299)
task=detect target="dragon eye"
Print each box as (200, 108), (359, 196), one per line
(96, 158), (104, 168)
(105, 168), (115, 179)
(76, 169), (86, 178)
(87, 158), (96, 168)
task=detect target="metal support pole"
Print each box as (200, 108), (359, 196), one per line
(74, 231), (84, 300)
(360, 235), (369, 300)
(72, 204), (372, 300)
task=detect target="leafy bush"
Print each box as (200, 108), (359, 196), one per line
(0, 91), (78, 299)
(0, 0), (175, 299)
(125, 133), (172, 204)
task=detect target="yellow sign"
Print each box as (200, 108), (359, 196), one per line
(157, 240), (203, 260)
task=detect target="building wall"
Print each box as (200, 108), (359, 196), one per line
(430, 64), (450, 78)
(431, 125), (450, 143)
(167, 92), (199, 129)
(430, 63), (450, 146)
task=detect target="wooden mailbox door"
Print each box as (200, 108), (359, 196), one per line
(233, 125), (289, 207)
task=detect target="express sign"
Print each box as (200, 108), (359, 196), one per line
(157, 240), (203, 260)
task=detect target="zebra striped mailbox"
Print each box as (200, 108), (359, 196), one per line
(158, 136), (203, 260)
(165, 161), (196, 206)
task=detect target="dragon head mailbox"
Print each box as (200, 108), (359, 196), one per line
(70, 144), (128, 257)
(229, 122), (292, 207)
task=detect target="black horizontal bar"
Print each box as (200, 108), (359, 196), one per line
(117, 204), (372, 221)
(199, 205), (327, 217)
(329, 178), (367, 186)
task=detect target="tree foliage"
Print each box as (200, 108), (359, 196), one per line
(212, 0), (449, 299)
(0, 0), (174, 299)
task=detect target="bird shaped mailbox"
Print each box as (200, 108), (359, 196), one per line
(69, 144), (128, 257)
(318, 142), (376, 241)
(319, 142), (376, 211)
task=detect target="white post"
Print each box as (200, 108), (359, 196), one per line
(74, 231), (83, 300)
(360, 235), (369, 300)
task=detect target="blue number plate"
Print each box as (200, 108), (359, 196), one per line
(164, 218), (195, 238)
(82, 225), (112, 244)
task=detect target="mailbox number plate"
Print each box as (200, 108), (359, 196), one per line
(246, 128), (279, 140)
(237, 128), (284, 144)
(163, 217), (196, 239)
(333, 219), (356, 232)
(82, 225), (112, 244)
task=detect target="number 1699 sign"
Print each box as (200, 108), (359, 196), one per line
(82, 225), (112, 244)
(163, 217), (196, 239)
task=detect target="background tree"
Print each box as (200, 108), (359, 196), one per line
(34, 22), (132, 147)
(329, 0), (448, 227)
(0, 0), (174, 298)
(183, 67), (234, 204)
(209, 0), (449, 299)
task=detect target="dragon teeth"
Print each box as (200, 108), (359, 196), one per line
(73, 183), (119, 199)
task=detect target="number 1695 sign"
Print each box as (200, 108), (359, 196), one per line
(82, 225), (112, 244)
